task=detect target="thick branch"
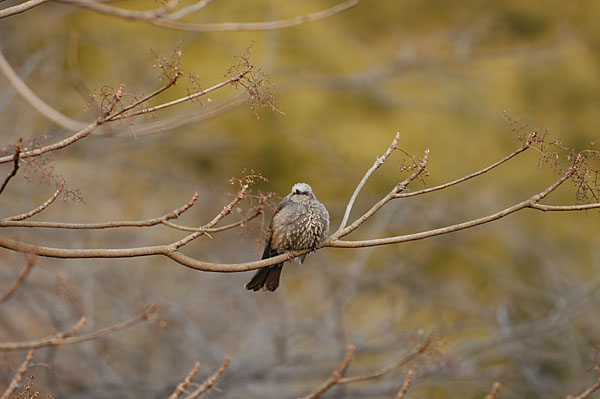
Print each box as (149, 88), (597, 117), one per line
(0, 0), (49, 18)
(0, 304), (158, 351)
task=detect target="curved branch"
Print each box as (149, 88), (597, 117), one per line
(61, 0), (359, 32)
(4, 180), (64, 221)
(0, 0), (49, 19)
(299, 345), (355, 399)
(337, 132), (400, 233)
(0, 50), (87, 131)
(0, 254), (35, 304)
(2, 191), (198, 228)
(0, 120), (100, 164)
(0, 304), (158, 351)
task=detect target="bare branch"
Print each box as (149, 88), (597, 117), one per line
(0, 254), (35, 304)
(395, 143), (531, 199)
(0, 50), (87, 131)
(0, 304), (158, 351)
(106, 71), (183, 121)
(4, 180), (64, 221)
(181, 357), (230, 399)
(0, 120), (100, 164)
(59, 0), (181, 20)
(168, 361), (201, 399)
(0, 138), (22, 195)
(336, 132), (400, 233)
(298, 345), (355, 399)
(0, 0), (49, 19)
(338, 335), (435, 384)
(333, 149), (430, 239)
(486, 382), (501, 399)
(330, 156), (593, 248)
(165, 0), (213, 20)
(2, 190), (198, 228)
(60, 0), (359, 32)
(394, 370), (414, 399)
(107, 66), (253, 122)
(0, 349), (34, 399)
(567, 367), (600, 399)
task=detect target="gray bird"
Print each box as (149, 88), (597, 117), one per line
(246, 183), (330, 292)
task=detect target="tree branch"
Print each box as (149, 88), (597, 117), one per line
(0, 50), (87, 131)
(2, 190), (198, 228)
(336, 132), (400, 233)
(168, 362), (201, 399)
(394, 370), (414, 399)
(0, 349), (34, 399)
(106, 66), (253, 122)
(0, 254), (35, 304)
(0, 304), (158, 351)
(3, 180), (64, 221)
(0, 0), (49, 19)
(298, 345), (355, 399)
(0, 138), (22, 195)
(60, 0), (359, 32)
(181, 357), (230, 399)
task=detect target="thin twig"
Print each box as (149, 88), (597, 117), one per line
(339, 335), (434, 384)
(0, 304), (158, 351)
(337, 132), (400, 233)
(0, 121), (100, 164)
(182, 357), (230, 399)
(108, 67), (253, 121)
(2, 190), (198, 227)
(0, 349), (34, 399)
(168, 362), (201, 399)
(567, 367), (600, 399)
(106, 72), (183, 121)
(395, 144), (530, 198)
(486, 382), (501, 399)
(0, 254), (35, 304)
(334, 149), (430, 239)
(161, 208), (261, 232)
(394, 370), (414, 399)
(298, 345), (355, 399)
(4, 180), (64, 221)
(0, 138), (22, 195)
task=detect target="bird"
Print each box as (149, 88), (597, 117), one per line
(246, 182), (330, 292)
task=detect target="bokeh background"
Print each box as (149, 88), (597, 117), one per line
(1, 0), (599, 398)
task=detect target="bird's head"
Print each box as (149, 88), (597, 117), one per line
(290, 182), (314, 200)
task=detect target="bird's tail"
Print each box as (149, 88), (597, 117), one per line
(245, 265), (283, 291)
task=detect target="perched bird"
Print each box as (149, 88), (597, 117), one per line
(246, 183), (330, 292)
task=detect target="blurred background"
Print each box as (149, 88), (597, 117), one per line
(1, 0), (599, 397)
